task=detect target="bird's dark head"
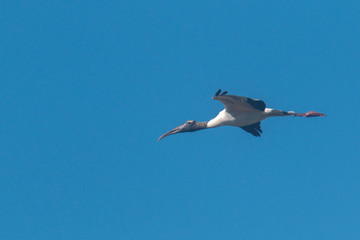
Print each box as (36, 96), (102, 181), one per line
(158, 120), (207, 141)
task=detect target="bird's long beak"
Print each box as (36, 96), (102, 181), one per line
(158, 126), (182, 141)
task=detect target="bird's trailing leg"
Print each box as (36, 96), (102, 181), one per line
(266, 109), (326, 118)
(293, 111), (326, 117)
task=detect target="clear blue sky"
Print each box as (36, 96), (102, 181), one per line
(1, 1), (360, 239)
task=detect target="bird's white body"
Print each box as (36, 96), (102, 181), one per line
(207, 109), (268, 128)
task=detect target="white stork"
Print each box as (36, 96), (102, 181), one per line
(158, 89), (325, 140)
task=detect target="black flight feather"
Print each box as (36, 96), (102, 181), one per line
(240, 122), (263, 137)
(215, 89), (222, 96)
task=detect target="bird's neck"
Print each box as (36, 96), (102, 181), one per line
(195, 121), (209, 130)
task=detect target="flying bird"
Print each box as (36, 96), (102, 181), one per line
(158, 89), (325, 140)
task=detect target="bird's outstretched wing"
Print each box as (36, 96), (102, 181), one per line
(213, 89), (266, 112)
(240, 122), (263, 137)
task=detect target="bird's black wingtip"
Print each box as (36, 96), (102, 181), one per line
(215, 89), (221, 97)
(214, 89), (228, 98)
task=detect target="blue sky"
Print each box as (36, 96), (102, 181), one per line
(1, 1), (360, 239)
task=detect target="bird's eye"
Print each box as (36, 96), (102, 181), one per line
(186, 121), (194, 125)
